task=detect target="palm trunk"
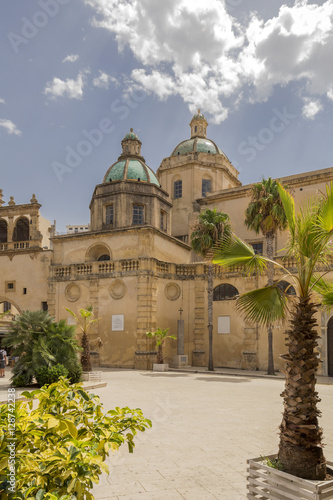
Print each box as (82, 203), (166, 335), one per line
(208, 263), (214, 371)
(266, 233), (275, 375)
(81, 332), (92, 372)
(278, 296), (326, 479)
(157, 344), (163, 364)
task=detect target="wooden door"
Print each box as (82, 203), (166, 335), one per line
(328, 317), (333, 377)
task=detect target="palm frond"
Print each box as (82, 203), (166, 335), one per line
(310, 274), (333, 307)
(191, 208), (231, 258)
(236, 285), (289, 325)
(213, 235), (268, 275)
(277, 182), (295, 242)
(319, 182), (333, 232)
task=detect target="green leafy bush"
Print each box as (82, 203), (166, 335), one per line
(67, 364), (82, 384)
(10, 374), (31, 388)
(0, 378), (151, 499)
(35, 364), (69, 387)
(4, 311), (82, 386)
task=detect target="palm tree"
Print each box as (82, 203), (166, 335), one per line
(5, 310), (81, 385)
(245, 177), (287, 374)
(213, 182), (333, 480)
(146, 328), (177, 364)
(191, 208), (232, 371)
(66, 306), (100, 372)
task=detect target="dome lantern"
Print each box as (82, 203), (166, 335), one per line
(120, 128), (142, 157)
(189, 109), (208, 139)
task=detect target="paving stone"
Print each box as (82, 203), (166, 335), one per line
(116, 490), (184, 500)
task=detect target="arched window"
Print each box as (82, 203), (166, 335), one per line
(98, 254), (110, 261)
(13, 217), (29, 242)
(0, 219), (7, 243)
(277, 280), (296, 296)
(213, 284), (239, 301)
(86, 243), (112, 262)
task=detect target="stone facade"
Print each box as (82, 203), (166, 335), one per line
(1, 116), (333, 375)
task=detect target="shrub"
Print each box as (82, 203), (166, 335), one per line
(10, 374), (30, 387)
(68, 363), (82, 384)
(0, 378), (151, 499)
(35, 364), (69, 387)
(4, 311), (81, 386)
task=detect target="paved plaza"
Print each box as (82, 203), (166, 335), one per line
(1, 368), (333, 499)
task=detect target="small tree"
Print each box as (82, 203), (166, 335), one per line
(66, 306), (100, 372)
(146, 328), (176, 364)
(191, 208), (232, 371)
(213, 182), (333, 479)
(244, 177), (287, 374)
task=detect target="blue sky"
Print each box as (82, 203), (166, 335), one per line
(1, 0), (333, 232)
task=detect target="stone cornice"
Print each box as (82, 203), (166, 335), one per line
(198, 166), (333, 204)
(51, 224), (191, 250)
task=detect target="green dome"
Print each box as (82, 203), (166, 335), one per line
(192, 112), (205, 120)
(123, 129), (140, 141)
(103, 158), (160, 186)
(171, 137), (228, 158)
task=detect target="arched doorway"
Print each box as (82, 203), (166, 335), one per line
(328, 317), (333, 377)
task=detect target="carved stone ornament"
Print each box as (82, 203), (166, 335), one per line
(109, 279), (127, 299)
(65, 283), (81, 302)
(165, 282), (181, 301)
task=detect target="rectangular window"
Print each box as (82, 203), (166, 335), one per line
(105, 205), (114, 226)
(74, 228), (78, 233)
(160, 211), (166, 231)
(251, 242), (263, 255)
(174, 180), (182, 199)
(23, 288), (27, 295)
(6, 282), (15, 292)
(218, 316), (231, 334)
(41, 301), (48, 311)
(133, 205), (144, 225)
(202, 179), (212, 197)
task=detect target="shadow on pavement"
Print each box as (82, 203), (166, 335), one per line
(195, 376), (251, 383)
(140, 372), (191, 378)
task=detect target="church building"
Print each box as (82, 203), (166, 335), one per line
(1, 111), (333, 376)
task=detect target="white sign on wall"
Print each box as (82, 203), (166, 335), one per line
(112, 314), (124, 331)
(218, 315), (231, 334)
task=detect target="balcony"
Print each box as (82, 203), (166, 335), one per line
(0, 240), (42, 252)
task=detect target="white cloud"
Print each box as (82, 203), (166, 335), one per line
(302, 98), (323, 120)
(93, 71), (117, 89)
(131, 69), (174, 100)
(62, 54), (80, 63)
(84, 0), (333, 123)
(0, 119), (22, 136)
(44, 70), (89, 100)
(0, 98), (5, 104)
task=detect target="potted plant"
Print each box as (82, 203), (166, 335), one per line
(146, 328), (176, 372)
(213, 182), (333, 498)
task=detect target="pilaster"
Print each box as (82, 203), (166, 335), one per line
(134, 274), (158, 369)
(192, 279), (206, 366)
